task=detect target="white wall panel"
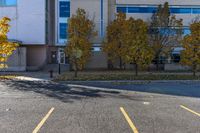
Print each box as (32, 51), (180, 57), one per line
(0, 0), (46, 45)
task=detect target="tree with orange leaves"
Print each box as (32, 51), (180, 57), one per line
(181, 20), (200, 77)
(0, 17), (19, 69)
(65, 9), (96, 77)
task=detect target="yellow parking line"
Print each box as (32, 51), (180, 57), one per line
(120, 107), (139, 133)
(32, 107), (55, 133)
(180, 105), (200, 117)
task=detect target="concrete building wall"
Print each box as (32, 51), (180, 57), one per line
(165, 64), (191, 71)
(69, 0), (109, 69)
(26, 46), (47, 71)
(0, 48), (26, 71)
(86, 51), (107, 69)
(71, 0), (108, 43)
(0, 0), (46, 44)
(0, 0), (47, 71)
(47, 0), (56, 45)
(108, 0), (116, 23)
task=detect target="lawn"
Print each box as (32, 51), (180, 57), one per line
(55, 71), (200, 81)
(0, 75), (17, 80)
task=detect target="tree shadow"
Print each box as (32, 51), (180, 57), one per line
(2, 80), (130, 103)
(67, 81), (200, 98)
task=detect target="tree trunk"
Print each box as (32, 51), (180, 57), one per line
(193, 63), (197, 77)
(156, 62), (159, 71)
(123, 63), (126, 70)
(74, 59), (78, 78)
(75, 69), (78, 78)
(192, 48), (197, 77)
(193, 70), (196, 77)
(135, 64), (138, 76)
(155, 56), (159, 71)
(108, 59), (114, 70)
(119, 57), (123, 70)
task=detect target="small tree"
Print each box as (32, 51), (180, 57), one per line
(65, 8), (96, 77)
(124, 18), (154, 76)
(0, 17), (18, 69)
(149, 2), (183, 70)
(181, 21), (200, 77)
(103, 13), (127, 69)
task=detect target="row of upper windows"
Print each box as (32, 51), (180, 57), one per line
(0, 0), (16, 6)
(117, 6), (200, 14)
(59, 25), (191, 40)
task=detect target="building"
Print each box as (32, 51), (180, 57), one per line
(0, 0), (46, 71)
(1, 0), (200, 71)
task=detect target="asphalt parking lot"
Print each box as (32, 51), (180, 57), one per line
(0, 80), (200, 133)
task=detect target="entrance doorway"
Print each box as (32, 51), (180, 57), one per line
(58, 49), (66, 64)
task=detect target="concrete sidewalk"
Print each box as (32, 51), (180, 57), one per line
(1, 72), (58, 81)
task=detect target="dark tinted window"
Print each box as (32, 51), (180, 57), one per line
(59, 1), (70, 17)
(59, 23), (68, 39)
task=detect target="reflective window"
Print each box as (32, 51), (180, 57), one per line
(160, 28), (177, 35)
(0, 0), (17, 6)
(59, 23), (68, 39)
(192, 8), (200, 14)
(128, 7), (157, 13)
(58, 0), (70, 44)
(117, 7), (127, 13)
(117, 5), (200, 14)
(149, 27), (189, 36)
(183, 27), (191, 36)
(170, 8), (191, 14)
(59, 1), (70, 17)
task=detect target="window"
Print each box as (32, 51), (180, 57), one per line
(192, 8), (200, 14)
(59, 23), (68, 39)
(59, 1), (70, 17)
(91, 47), (102, 52)
(128, 7), (157, 13)
(117, 7), (127, 13)
(171, 54), (181, 63)
(183, 27), (191, 36)
(170, 8), (191, 14)
(116, 5), (200, 14)
(128, 7), (140, 13)
(57, 0), (70, 44)
(149, 27), (182, 36)
(0, 0), (17, 6)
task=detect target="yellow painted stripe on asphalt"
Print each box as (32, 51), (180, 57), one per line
(32, 107), (55, 133)
(180, 105), (200, 117)
(120, 107), (139, 133)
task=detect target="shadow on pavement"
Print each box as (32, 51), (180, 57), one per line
(2, 80), (142, 103)
(70, 81), (200, 98)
